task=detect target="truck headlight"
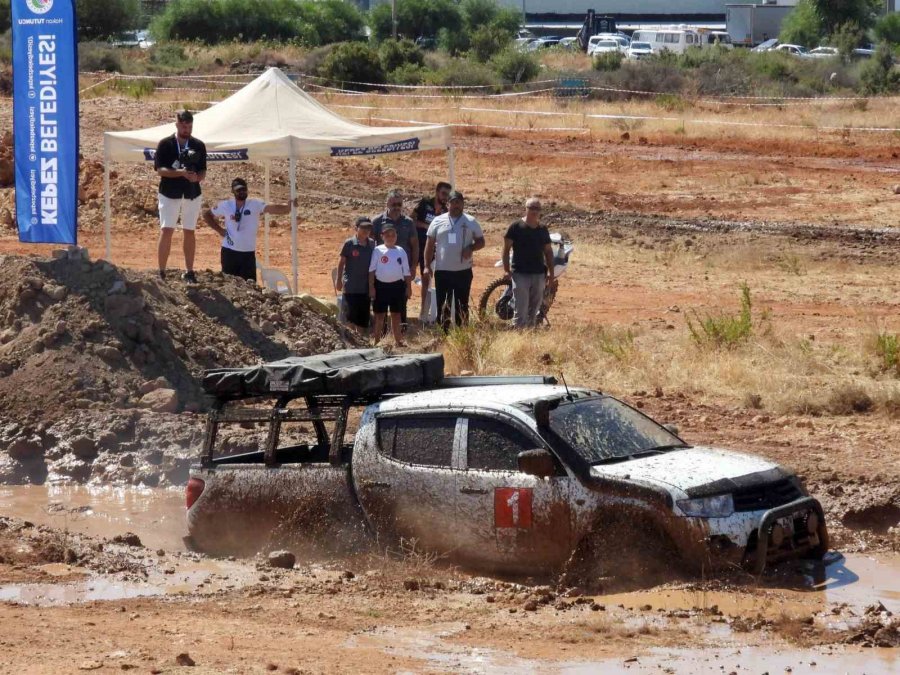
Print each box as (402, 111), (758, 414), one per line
(676, 494), (734, 518)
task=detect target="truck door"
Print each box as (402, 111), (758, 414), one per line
(357, 414), (460, 555)
(456, 416), (572, 575)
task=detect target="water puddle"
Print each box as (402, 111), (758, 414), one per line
(0, 484), (187, 551)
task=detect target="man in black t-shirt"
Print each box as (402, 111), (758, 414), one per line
(154, 110), (207, 282)
(412, 181), (451, 321)
(502, 197), (554, 328)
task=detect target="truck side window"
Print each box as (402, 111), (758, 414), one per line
(467, 418), (537, 472)
(379, 417), (455, 467)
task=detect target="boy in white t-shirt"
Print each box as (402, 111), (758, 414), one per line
(202, 177), (296, 281)
(368, 223), (411, 346)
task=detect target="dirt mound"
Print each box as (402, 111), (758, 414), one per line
(0, 251), (357, 486)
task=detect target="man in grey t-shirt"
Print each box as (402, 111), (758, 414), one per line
(423, 190), (485, 331)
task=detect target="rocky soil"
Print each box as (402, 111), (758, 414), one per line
(0, 250), (356, 487)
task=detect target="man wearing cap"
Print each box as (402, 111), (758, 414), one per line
(155, 110), (207, 282)
(413, 181), (451, 319)
(336, 217), (376, 331)
(423, 190), (485, 331)
(372, 189), (418, 327)
(203, 178), (297, 282)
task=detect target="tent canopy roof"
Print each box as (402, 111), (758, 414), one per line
(103, 68), (452, 162)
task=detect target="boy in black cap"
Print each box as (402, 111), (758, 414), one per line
(336, 217), (376, 330)
(368, 222), (411, 346)
(203, 177), (297, 281)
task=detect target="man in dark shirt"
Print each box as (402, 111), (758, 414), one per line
(502, 197), (554, 328)
(154, 110), (207, 282)
(336, 217), (376, 331)
(372, 189), (418, 326)
(413, 181), (451, 321)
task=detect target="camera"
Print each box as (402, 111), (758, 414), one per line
(173, 148), (199, 172)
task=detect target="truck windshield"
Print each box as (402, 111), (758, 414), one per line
(548, 397), (686, 464)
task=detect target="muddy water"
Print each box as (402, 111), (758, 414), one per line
(0, 484), (187, 551)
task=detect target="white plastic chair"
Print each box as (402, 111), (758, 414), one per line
(256, 263), (292, 295)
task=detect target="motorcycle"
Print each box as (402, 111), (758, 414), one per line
(477, 233), (574, 327)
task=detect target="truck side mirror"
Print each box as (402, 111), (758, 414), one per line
(518, 449), (557, 478)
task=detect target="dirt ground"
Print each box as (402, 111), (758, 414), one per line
(0, 91), (899, 671)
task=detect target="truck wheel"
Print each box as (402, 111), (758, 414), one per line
(559, 513), (685, 592)
(478, 277), (514, 321)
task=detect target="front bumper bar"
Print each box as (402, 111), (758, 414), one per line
(752, 496), (826, 574)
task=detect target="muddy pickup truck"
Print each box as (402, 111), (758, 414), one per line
(186, 349), (828, 578)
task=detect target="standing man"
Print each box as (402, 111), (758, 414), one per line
(336, 217), (376, 331)
(372, 189), (418, 326)
(423, 190), (485, 332)
(155, 110), (207, 282)
(202, 177), (296, 281)
(502, 197), (554, 328)
(413, 181), (451, 321)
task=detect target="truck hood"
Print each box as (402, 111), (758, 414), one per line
(589, 446), (787, 496)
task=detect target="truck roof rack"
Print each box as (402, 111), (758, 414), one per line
(440, 375), (558, 387)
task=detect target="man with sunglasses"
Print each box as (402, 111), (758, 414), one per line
(502, 197), (554, 328)
(203, 178), (297, 281)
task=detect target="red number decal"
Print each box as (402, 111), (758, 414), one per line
(494, 487), (533, 529)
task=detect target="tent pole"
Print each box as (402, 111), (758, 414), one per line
(264, 160), (271, 266)
(448, 145), (456, 186)
(290, 156), (298, 294)
(103, 153), (112, 262)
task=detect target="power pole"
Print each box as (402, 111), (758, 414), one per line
(392, 0), (398, 40)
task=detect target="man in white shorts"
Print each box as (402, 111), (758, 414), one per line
(154, 110), (207, 282)
(203, 177), (296, 281)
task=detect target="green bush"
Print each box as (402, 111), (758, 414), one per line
(875, 332), (900, 375)
(874, 12), (900, 45)
(0, 1), (9, 34)
(424, 58), (499, 87)
(0, 31), (9, 65)
(592, 51), (623, 72)
(379, 39), (424, 73)
(77, 0), (140, 41)
(387, 63), (427, 85)
(831, 21), (865, 62)
(489, 47), (539, 83)
(437, 26), (470, 56)
(779, 0), (823, 47)
(78, 42), (123, 72)
(369, 0), (462, 43)
(470, 24), (514, 62)
(148, 43), (189, 70)
(152, 0), (363, 45)
(686, 284), (756, 349)
(318, 41), (385, 89)
(859, 42), (900, 94)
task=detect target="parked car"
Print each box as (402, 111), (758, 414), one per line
(109, 30), (154, 49)
(588, 39), (624, 56)
(701, 31), (733, 49)
(773, 43), (808, 57)
(186, 350), (829, 581)
(587, 33), (628, 55)
(558, 37), (579, 51)
(626, 41), (653, 60)
(751, 38), (780, 52)
(851, 48), (875, 59)
(806, 46), (839, 59)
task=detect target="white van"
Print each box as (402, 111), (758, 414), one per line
(700, 30), (734, 49)
(652, 29), (702, 54)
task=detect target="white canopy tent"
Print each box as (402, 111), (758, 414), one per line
(103, 67), (454, 291)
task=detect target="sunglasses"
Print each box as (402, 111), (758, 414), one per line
(527, 206), (542, 212)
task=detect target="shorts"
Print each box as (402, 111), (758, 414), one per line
(221, 247), (257, 281)
(416, 228), (428, 274)
(343, 293), (371, 328)
(373, 279), (406, 314)
(158, 193), (202, 230)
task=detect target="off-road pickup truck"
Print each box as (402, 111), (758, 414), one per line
(186, 349), (828, 577)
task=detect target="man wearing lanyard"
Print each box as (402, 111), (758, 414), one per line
(203, 178), (297, 281)
(423, 190), (485, 332)
(154, 110), (207, 282)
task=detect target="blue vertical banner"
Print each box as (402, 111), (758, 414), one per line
(11, 0), (79, 244)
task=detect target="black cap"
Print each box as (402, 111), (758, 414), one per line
(176, 110), (193, 122)
(380, 221), (397, 232)
(448, 189), (464, 201)
(231, 178), (248, 190)
(355, 216), (373, 228)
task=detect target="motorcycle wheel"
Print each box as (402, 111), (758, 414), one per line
(478, 277), (514, 321)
